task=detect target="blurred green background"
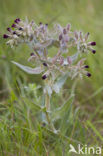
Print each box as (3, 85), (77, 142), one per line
(0, 0), (103, 155)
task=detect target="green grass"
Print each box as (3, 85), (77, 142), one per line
(0, 0), (103, 155)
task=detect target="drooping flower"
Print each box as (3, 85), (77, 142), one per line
(3, 34), (9, 39)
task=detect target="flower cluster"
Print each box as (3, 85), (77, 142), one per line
(3, 18), (96, 94)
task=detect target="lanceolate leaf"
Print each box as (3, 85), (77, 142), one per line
(53, 72), (70, 93)
(12, 61), (44, 74)
(51, 94), (74, 121)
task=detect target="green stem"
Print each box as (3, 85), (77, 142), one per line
(45, 93), (55, 131)
(45, 93), (50, 111)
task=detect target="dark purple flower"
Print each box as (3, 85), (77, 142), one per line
(90, 42), (96, 46)
(42, 75), (47, 80)
(59, 34), (63, 40)
(17, 18), (20, 21)
(43, 62), (47, 66)
(86, 72), (91, 77)
(19, 27), (23, 30)
(84, 65), (89, 68)
(7, 27), (11, 32)
(14, 19), (18, 23)
(85, 32), (90, 40)
(39, 22), (42, 25)
(42, 122), (46, 127)
(30, 52), (35, 56)
(14, 18), (20, 23)
(92, 49), (96, 54)
(13, 31), (16, 34)
(3, 34), (9, 39)
(45, 23), (48, 26)
(12, 24), (16, 28)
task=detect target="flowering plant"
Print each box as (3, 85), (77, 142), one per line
(3, 18), (96, 131)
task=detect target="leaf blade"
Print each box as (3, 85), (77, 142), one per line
(51, 94), (74, 120)
(12, 61), (44, 74)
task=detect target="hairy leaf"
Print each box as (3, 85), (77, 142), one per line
(51, 94), (74, 121)
(53, 73), (70, 93)
(12, 61), (44, 74)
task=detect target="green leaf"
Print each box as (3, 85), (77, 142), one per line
(44, 85), (52, 96)
(53, 73), (70, 93)
(51, 94), (74, 121)
(12, 61), (44, 74)
(86, 120), (103, 142)
(23, 97), (42, 112)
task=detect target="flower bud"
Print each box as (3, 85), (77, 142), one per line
(59, 57), (64, 65)
(67, 24), (71, 31)
(63, 28), (67, 34)
(85, 32), (90, 41)
(59, 34), (63, 40)
(74, 31), (78, 40)
(80, 31), (83, 41)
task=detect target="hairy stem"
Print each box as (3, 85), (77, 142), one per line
(45, 93), (55, 131)
(45, 93), (50, 111)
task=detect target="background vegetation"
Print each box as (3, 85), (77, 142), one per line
(0, 0), (103, 155)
